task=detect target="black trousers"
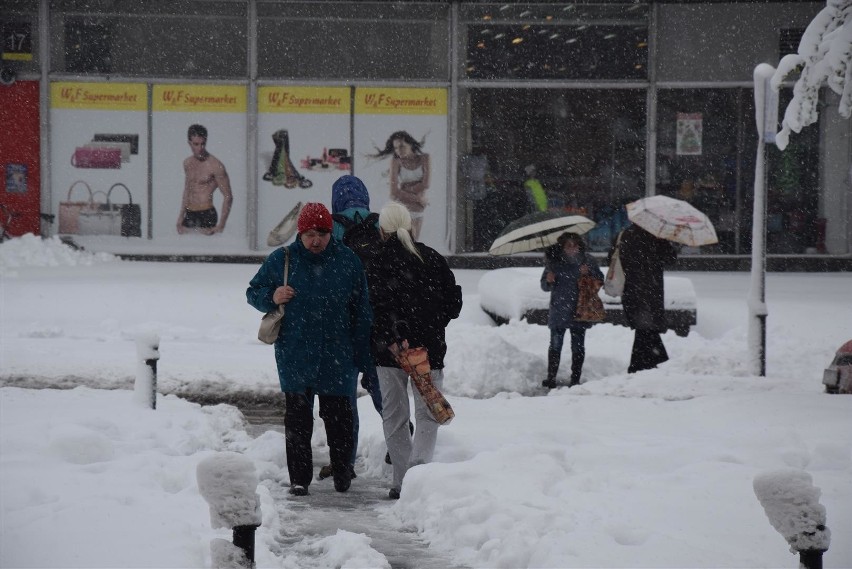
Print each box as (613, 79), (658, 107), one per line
(284, 391), (353, 487)
(628, 329), (669, 373)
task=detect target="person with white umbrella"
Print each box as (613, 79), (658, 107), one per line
(614, 223), (679, 373)
(614, 194), (717, 373)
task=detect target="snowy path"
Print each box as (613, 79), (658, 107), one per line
(249, 423), (468, 569)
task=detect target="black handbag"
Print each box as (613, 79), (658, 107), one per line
(106, 183), (142, 237)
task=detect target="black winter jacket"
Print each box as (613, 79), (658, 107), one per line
(616, 224), (677, 331)
(366, 236), (463, 369)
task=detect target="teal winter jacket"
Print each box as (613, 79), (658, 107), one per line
(246, 237), (373, 397)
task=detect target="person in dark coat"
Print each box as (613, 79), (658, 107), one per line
(312, 175), (383, 484)
(615, 223), (678, 373)
(540, 233), (604, 389)
(246, 202), (373, 496)
(365, 202), (462, 500)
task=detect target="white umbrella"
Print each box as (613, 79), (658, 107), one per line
(626, 195), (718, 247)
(488, 211), (596, 256)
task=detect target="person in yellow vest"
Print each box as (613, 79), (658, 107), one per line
(524, 164), (548, 213)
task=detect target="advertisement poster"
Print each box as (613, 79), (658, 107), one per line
(353, 87), (448, 253)
(152, 84), (247, 251)
(50, 82), (148, 240)
(257, 86), (351, 249)
(676, 112), (703, 156)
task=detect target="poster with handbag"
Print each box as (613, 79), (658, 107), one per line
(51, 82), (148, 241)
(71, 146), (122, 169)
(107, 183), (142, 237)
(58, 180), (97, 234)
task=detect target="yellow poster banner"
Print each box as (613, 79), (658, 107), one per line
(153, 84), (247, 113)
(259, 87), (350, 114)
(51, 82), (147, 111)
(355, 88), (447, 115)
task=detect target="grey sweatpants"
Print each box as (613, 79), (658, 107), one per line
(376, 366), (443, 491)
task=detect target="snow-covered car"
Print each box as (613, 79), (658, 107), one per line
(478, 267), (697, 337)
(822, 339), (852, 394)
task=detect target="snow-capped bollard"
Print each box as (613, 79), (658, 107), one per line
(134, 333), (160, 410)
(753, 469), (831, 569)
(197, 452), (262, 569)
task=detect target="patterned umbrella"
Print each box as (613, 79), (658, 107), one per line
(488, 211), (596, 256)
(626, 195), (718, 247)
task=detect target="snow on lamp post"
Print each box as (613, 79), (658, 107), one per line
(197, 452), (263, 569)
(749, 64), (777, 377)
(753, 469), (831, 569)
(134, 332), (160, 409)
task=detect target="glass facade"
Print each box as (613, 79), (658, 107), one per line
(257, 2), (449, 80)
(48, 0), (247, 78)
(5, 0), (848, 258)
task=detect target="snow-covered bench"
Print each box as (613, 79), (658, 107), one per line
(478, 267), (697, 337)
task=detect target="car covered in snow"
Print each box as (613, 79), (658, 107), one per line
(478, 267), (697, 337)
(823, 339), (852, 394)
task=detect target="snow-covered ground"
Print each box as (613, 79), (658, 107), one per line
(1, 234), (851, 568)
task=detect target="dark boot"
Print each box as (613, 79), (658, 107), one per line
(542, 349), (560, 389)
(569, 353), (585, 387)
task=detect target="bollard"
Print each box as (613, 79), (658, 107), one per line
(134, 333), (160, 410)
(146, 356), (158, 410)
(197, 452), (262, 569)
(799, 548), (824, 569)
(753, 469), (831, 569)
(233, 524), (261, 566)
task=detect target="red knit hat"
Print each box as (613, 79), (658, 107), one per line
(297, 202), (333, 233)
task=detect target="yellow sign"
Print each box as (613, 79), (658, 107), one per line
(153, 84), (247, 113)
(51, 82), (147, 111)
(355, 88), (447, 115)
(259, 87), (350, 114)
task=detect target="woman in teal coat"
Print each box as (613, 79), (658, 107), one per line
(246, 203), (373, 496)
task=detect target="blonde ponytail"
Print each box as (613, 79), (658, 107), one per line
(379, 202), (423, 262)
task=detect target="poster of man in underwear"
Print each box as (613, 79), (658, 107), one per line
(177, 124), (233, 234)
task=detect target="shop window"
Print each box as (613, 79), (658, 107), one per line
(779, 28), (804, 58)
(461, 88), (645, 253)
(64, 19), (111, 73)
(257, 2), (449, 81)
(50, 0), (246, 78)
(461, 3), (648, 81)
(656, 89), (755, 254)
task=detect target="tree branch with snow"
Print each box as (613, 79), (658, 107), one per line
(771, 0), (851, 150)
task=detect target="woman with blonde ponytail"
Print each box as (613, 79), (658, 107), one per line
(366, 201), (463, 500)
